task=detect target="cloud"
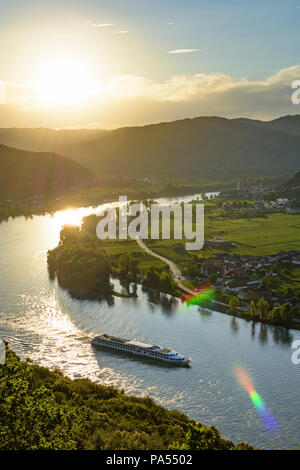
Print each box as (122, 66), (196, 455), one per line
(115, 30), (130, 34)
(1, 66), (300, 126)
(73, 20), (115, 28)
(163, 21), (175, 25)
(168, 49), (203, 54)
(73, 20), (93, 25)
(97, 66), (300, 106)
(92, 23), (115, 27)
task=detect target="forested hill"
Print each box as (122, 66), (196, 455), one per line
(280, 170), (300, 190)
(0, 115), (299, 178)
(279, 170), (300, 199)
(0, 144), (91, 198)
(0, 345), (253, 450)
(235, 115), (300, 138)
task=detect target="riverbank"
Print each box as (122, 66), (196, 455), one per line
(0, 344), (253, 450)
(0, 182), (221, 223)
(137, 238), (300, 331)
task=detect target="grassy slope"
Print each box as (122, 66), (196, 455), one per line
(0, 346), (252, 450)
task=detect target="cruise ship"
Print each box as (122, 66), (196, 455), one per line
(91, 334), (191, 366)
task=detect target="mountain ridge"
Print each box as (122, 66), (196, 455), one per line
(0, 115), (299, 177)
(0, 144), (92, 198)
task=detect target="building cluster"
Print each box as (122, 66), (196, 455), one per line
(221, 183), (266, 198)
(197, 250), (300, 307)
(255, 198), (290, 210)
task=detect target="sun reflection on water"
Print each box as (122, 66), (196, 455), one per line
(52, 207), (95, 232)
(50, 201), (122, 237)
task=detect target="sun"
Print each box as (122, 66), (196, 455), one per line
(35, 56), (96, 107)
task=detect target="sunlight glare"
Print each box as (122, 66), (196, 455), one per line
(52, 207), (92, 231)
(35, 56), (97, 106)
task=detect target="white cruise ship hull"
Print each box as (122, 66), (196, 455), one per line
(91, 335), (191, 367)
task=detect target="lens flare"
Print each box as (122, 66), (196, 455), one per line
(234, 366), (280, 434)
(179, 282), (215, 307)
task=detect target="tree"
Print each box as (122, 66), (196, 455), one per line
(142, 267), (160, 289)
(59, 225), (81, 244)
(250, 300), (257, 317)
(118, 253), (131, 277)
(257, 297), (270, 320)
(47, 234), (112, 298)
(282, 286), (292, 296)
(169, 422), (253, 450)
(229, 295), (239, 312)
(214, 199), (223, 208)
(260, 275), (272, 289)
(208, 273), (218, 284)
(160, 272), (174, 292)
(269, 306), (281, 323)
(81, 214), (100, 234)
(0, 346), (81, 449)
(280, 303), (292, 322)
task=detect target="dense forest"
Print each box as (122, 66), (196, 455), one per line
(47, 224), (113, 299)
(0, 344), (253, 450)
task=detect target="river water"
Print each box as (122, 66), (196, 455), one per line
(0, 193), (299, 449)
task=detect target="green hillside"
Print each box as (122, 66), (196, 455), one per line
(279, 170), (300, 200)
(0, 144), (92, 198)
(0, 115), (299, 178)
(238, 115), (300, 138)
(280, 170), (300, 190)
(0, 345), (252, 450)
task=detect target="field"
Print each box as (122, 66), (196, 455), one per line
(95, 204), (300, 284)
(145, 210), (300, 266)
(101, 238), (166, 273)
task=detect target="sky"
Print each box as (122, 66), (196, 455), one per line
(0, 0), (300, 128)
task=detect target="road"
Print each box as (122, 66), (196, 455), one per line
(136, 238), (194, 295)
(136, 237), (248, 312)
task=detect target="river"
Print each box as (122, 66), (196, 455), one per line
(0, 193), (299, 449)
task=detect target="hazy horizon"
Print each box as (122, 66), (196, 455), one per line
(0, 112), (300, 132)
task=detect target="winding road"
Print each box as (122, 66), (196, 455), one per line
(137, 237), (247, 312)
(136, 238), (194, 295)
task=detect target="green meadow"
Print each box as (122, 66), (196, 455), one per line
(95, 204), (300, 276)
(101, 238), (166, 273)
(147, 210), (300, 265)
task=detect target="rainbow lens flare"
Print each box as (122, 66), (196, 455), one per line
(234, 366), (280, 434)
(180, 282), (215, 307)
